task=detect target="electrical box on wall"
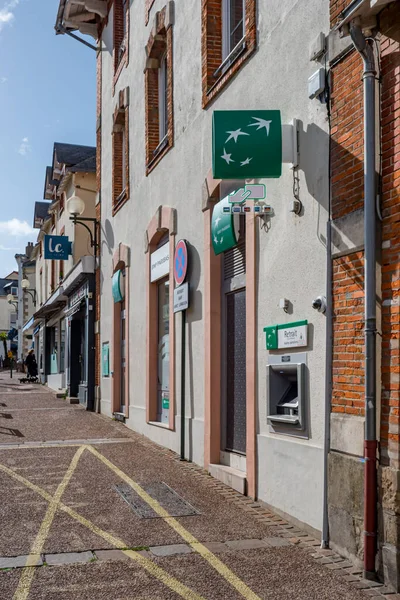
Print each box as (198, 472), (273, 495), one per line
(308, 68), (325, 99)
(266, 353), (307, 435)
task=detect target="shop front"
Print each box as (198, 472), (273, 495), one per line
(63, 256), (95, 409)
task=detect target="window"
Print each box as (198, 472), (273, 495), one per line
(40, 268), (43, 306)
(114, 0), (128, 72)
(112, 89), (130, 214)
(157, 277), (170, 423)
(10, 313), (17, 326)
(158, 52), (168, 143)
(59, 192), (65, 215)
(144, 5), (174, 173)
(222, 0), (245, 62)
(11, 286), (18, 297)
(201, 0), (256, 107)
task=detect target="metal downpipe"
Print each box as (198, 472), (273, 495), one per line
(349, 23), (378, 580)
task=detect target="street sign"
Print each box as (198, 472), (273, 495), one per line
(173, 282), (189, 313)
(212, 110), (282, 179)
(211, 196), (238, 256)
(174, 240), (188, 286)
(44, 235), (73, 260)
(264, 320), (308, 350)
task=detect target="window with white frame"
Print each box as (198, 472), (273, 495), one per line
(158, 52), (168, 143)
(222, 0), (245, 62)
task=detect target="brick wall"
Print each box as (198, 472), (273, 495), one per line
(329, 0), (400, 586)
(332, 253), (365, 415)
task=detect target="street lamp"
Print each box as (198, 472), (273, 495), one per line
(67, 194), (98, 250)
(6, 294), (18, 312)
(21, 279), (37, 307)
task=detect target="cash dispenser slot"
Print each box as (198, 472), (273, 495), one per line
(267, 363), (305, 428)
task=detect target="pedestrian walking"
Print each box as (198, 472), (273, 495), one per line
(25, 349), (38, 380)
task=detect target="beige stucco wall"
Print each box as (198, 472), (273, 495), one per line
(99, 0), (329, 532)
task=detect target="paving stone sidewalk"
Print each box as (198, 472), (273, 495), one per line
(0, 372), (394, 599)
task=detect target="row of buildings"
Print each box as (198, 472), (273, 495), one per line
(10, 0), (400, 590)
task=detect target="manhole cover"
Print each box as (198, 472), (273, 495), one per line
(114, 482), (200, 518)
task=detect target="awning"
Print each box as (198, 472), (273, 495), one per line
(23, 317), (34, 332)
(33, 286), (67, 320)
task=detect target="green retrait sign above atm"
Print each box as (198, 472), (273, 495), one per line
(212, 110), (282, 179)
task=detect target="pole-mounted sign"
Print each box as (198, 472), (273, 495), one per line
(44, 235), (73, 260)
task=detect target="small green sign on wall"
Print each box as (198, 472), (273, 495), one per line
(212, 110), (282, 180)
(102, 342), (110, 377)
(211, 196), (238, 255)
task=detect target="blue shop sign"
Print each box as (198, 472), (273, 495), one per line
(44, 235), (72, 260)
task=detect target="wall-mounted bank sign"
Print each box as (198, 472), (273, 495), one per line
(264, 320), (308, 350)
(44, 235), (72, 260)
(150, 243), (169, 282)
(212, 110), (282, 179)
(211, 196), (238, 255)
(112, 270), (125, 303)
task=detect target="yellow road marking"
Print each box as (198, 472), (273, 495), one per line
(87, 446), (262, 600)
(12, 446), (86, 600)
(0, 460), (205, 600)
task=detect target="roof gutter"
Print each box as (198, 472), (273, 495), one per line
(55, 0), (97, 51)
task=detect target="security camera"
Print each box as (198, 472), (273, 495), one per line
(312, 295), (327, 314)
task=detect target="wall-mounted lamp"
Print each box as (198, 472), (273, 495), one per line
(21, 279), (37, 307)
(7, 294), (18, 312)
(67, 194), (98, 250)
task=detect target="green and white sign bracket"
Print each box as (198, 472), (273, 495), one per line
(263, 319), (308, 350)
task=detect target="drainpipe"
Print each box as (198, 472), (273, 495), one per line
(349, 22), (377, 581)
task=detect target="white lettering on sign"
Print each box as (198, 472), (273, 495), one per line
(49, 238), (63, 254)
(277, 324), (308, 348)
(150, 243), (170, 282)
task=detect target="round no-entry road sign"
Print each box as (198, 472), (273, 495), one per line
(174, 239), (188, 286)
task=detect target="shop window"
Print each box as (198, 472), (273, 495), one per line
(144, 5), (174, 173)
(60, 320), (65, 373)
(201, 0), (256, 107)
(157, 276), (170, 423)
(112, 89), (130, 214)
(49, 326), (58, 375)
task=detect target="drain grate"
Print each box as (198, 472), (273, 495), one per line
(114, 482), (200, 519)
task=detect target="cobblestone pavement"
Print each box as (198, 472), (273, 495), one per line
(0, 372), (395, 599)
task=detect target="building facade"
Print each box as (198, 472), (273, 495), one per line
(31, 143), (97, 406)
(57, 0), (330, 535)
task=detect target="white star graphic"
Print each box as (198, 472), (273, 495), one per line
(214, 216), (222, 226)
(240, 157), (252, 166)
(248, 117), (272, 135)
(225, 128), (250, 144)
(221, 148), (234, 165)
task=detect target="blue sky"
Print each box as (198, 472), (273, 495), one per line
(0, 0), (95, 277)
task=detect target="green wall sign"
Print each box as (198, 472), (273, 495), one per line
(112, 270), (124, 303)
(102, 342), (110, 377)
(264, 320), (308, 350)
(211, 196), (238, 255)
(212, 110), (282, 179)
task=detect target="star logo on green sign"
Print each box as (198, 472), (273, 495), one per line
(212, 110), (282, 180)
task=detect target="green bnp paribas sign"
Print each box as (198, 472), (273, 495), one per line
(211, 196), (237, 255)
(212, 110), (282, 179)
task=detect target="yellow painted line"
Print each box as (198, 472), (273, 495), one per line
(12, 446), (86, 600)
(0, 460), (205, 600)
(87, 446), (262, 600)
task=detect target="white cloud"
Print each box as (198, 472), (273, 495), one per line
(1, 77), (7, 84)
(18, 136), (31, 156)
(0, 0), (19, 33)
(0, 244), (19, 251)
(0, 219), (35, 236)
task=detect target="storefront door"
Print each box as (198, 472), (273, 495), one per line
(120, 301), (126, 413)
(157, 277), (170, 424)
(222, 219), (247, 455)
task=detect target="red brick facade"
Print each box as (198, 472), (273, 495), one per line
(144, 5), (174, 174)
(113, 0), (129, 91)
(201, 0), (257, 108)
